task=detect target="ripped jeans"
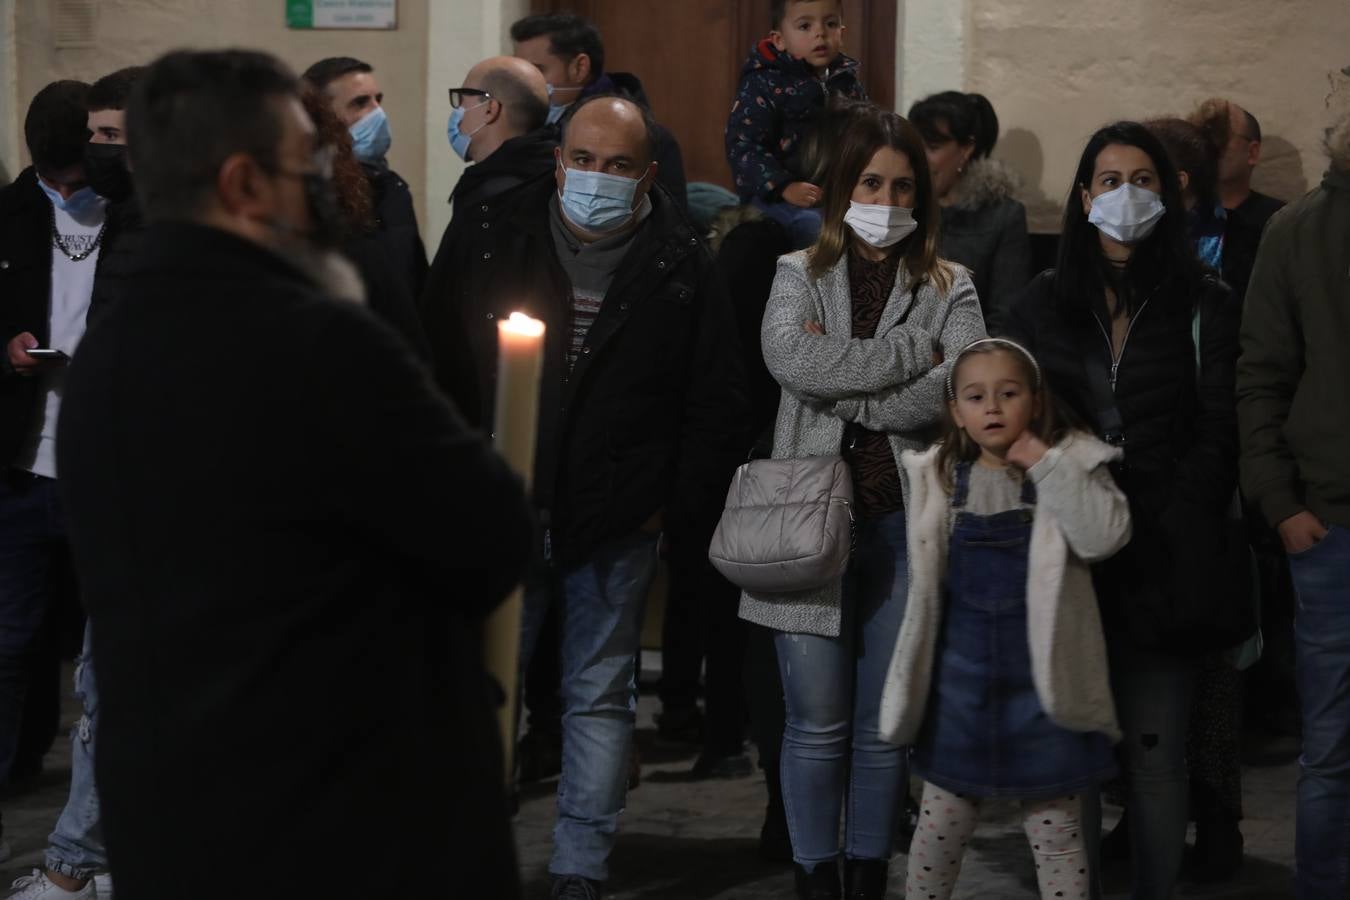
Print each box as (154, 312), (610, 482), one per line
(1108, 641), (1199, 900)
(774, 510), (909, 869)
(46, 622), (106, 881)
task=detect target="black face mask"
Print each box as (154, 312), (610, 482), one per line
(83, 143), (133, 203)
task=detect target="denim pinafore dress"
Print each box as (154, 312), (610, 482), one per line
(910, 462), (1117, 798)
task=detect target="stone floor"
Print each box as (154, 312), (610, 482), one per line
(0, 665), (1300, 899)
(515, 694), (1300, 899)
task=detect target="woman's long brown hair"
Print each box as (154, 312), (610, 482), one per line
(300, 86), (374, 238)
(807, 107), (955, 295)
(935, 344), (1072, 492)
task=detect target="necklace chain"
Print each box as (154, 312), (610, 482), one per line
(49, 204), (107, 262)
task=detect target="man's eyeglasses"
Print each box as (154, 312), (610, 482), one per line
(449, 87), (492, 108)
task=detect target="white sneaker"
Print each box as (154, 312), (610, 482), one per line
(6, 870), (95, 899)
(91, 875), (111, 899)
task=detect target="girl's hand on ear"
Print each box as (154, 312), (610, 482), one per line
(1006, 431), (1049, 471)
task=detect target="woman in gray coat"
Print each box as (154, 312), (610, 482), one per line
(738, 108), (986, 899)
(909, 91), (1031, 327)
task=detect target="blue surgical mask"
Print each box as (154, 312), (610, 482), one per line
(544, 83), (578, 126)
(558, 164), (643, 234)
(349, 106), (391, 165)
(447, 102), (487, 161)
(38, 181), (104, 219)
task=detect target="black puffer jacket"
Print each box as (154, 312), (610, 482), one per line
(421, 174), (748, 568)
(1004, 269), (1240, 644)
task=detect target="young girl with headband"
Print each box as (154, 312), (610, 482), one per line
(877, 338), (1133, 900)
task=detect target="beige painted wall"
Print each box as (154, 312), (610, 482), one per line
(423, 0), (530, 247)
(960, 0), (1350, 232)
(5, 0), (431, 228)
(0, 0), (18, 184)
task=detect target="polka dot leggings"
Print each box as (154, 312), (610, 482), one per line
(904, 782), (1089, 900)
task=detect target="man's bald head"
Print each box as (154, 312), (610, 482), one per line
(560, 94), (659, 168)
(465, 56), (549, 135)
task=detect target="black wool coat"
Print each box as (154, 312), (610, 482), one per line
(57, 222), (531, 900)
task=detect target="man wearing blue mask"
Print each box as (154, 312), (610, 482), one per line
(422, 94), (747, 899)
(303, 56), (427, 300)
(511, 12), (688, 212)
(443, 55), (554, 214)
(0, 79), (103, 867)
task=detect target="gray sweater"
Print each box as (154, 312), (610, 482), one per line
(737, 249), (987, 637)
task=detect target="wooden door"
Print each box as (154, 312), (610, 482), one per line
(528, 0), (896, 189)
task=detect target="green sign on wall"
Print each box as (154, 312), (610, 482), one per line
(286, 0), (397, 30)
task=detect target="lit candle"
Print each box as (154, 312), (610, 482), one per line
(485, 311), (546, 781)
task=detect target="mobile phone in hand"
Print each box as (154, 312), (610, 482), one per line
(25, 348), (70, 363)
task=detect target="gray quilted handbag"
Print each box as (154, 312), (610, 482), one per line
(708, 456), (854, 593)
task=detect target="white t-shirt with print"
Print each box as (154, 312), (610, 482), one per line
(15, 187), (108, 478)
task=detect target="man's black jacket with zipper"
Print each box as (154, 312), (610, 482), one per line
(421, 173), (748, 569)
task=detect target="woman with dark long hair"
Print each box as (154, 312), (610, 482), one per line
(738, 107), (986, 899)
(1004, 122), (1241, 899)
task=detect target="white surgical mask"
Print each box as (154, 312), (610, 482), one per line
(1087, 183), (1166, 244)
(844, 201), (918, 248)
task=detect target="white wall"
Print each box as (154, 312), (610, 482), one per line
(0, 0), (19, 183)
(422, 0), (530, 247)
(897, 0), (1350, 231)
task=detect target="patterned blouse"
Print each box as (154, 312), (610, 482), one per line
(843, 249), (906, 519)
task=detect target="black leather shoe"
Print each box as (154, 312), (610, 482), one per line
(794, 860), (841, 899)
(843, 857), (888, 899)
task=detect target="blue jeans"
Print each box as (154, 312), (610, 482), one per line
(750, 199), (822, 250)
(0, 474), (66, 788)
(46, 622), (105, 880)
(521, 531), (660, 883)
(775, 510), (909, 868)
(1288, 524), (1350, 898)
(1108, 640), (1198, 900)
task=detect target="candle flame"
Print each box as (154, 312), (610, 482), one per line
(502, 312), (546, 338)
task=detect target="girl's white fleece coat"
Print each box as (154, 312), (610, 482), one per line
(879, 433), (1133, 747)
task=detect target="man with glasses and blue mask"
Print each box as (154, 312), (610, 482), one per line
(303, 56), (427, 300)
(422, 94), (747, 900)
(442, 56), (555, 215)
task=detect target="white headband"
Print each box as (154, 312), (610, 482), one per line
(945, 337), (1043, 401)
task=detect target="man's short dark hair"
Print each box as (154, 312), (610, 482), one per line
(1243, 109), (1262, 143)
(481, 68), (549, 134)
(302, 56), (372, 92)
(560, 93), (659, 167)
(509, 14), (605, 79)
(24, 80), (91, 176)
(88, 67), (147, 113)
(128, 49), (299, 222)
(771, 0), (843, 29)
